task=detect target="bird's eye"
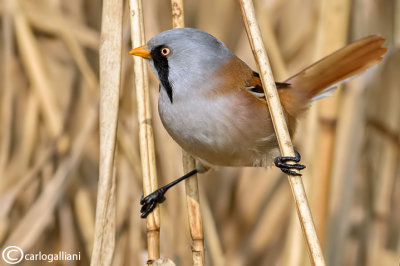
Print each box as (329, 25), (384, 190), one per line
(161, 47), (170, 56)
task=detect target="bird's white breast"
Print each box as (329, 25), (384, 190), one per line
(158, 87), (278, 167)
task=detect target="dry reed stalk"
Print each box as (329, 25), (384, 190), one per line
(366, 54), (399, 266)
(281, 2), (322, 262)
(237, 46), (290, 266)
(240, 183), (291, 263)
(197, 0), (236, 44)
(282, 212), (307, 266)
(20, 0), (98, 92)
(274, 0), (316, 73)
(182, 153), (205, 265)
(115, 154), (141, 265)
(58, 201), (78, 266)
(118, 125), (142, 181)
(200, 191), (225, 266)
(24, 3), (99, 51)
(129, 205), (146, 266)
(14, 90), (39, 173)
(129, 0), (161, 262)
(90, 0), (123, 264)
(114, 160), (139, 266)
(396, 0), (400, 47)
(325, 78), (365, 266)
(112, 227), (128, 266)
(0, 126), (61, 242)
(235, 168), (282, 230)
(241, 10), (299, 263)
(239, 0), (325, 265)
(2, 105), (97, 251)
(282, 177), (310, 266)
(0, 144), (54, 227)
(232, 169), (282, 247)
(254, 5), (287, 80)
(146, 88), (184, 257)
(283, 136), (317, 266)
(0, 0), (13, 174)
(44, 1), (98, 91)
(311, 0), (350, 246)
(12, 0), (62, 138)
(171, 0), (206, 265)
(235, 30), (257, 70)
(283, 96), (320, 266)
(171, 0), (185, 28)
(74, 187), (95, 256)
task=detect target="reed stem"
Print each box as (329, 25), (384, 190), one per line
(129, 0), (161, 262)
(90, 0), (123, 264)
(170, 0), (206, 264)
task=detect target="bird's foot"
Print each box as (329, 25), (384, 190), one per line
(274, 150), (306, 176)
(139, 168), (199, 218)
(140, 188), (167, 218)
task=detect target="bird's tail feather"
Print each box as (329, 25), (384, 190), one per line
(279, 35), (387, 117)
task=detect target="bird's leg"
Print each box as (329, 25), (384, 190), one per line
(274, 150), (306, 176)
(140, 168), (199, 218)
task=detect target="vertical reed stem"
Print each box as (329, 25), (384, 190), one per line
(90, 0), (122, 265)
(239, 0), (325, 265)
(170, 1), (206, 265)
(130, 0), (161, 262)
(0, 0), (14, 174)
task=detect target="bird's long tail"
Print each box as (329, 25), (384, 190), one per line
(279, 35), (387, 117)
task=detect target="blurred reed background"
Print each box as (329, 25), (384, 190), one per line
(0, 0), (399, 265)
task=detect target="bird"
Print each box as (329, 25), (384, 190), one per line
(130, 28), (387, 218)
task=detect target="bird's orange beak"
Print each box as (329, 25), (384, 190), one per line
(129, 45), (151, 59)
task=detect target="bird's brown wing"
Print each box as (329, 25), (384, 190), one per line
(208, 57), (290, 98)
(246, 71), (291, 99)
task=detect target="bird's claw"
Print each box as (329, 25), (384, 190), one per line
(140, 188), (167, 218)
(274, 150), (306, 176)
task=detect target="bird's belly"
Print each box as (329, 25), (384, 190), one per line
(158, 92), (277, 167)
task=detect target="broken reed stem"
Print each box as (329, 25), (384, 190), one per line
(90, 0), (122, 265)
(129, 0), (160, 261)
(171, 0), (206, 265)
(238, 0), (325, 265)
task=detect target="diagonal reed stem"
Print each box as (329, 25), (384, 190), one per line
(170, 1), (206, 265)
(129, 0), (161, 262)
(238, 0), (325, 265)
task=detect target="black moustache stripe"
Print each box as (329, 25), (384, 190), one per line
(151, 45), (173, 103)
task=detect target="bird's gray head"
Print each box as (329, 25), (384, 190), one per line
(130, 28), (233, 103)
